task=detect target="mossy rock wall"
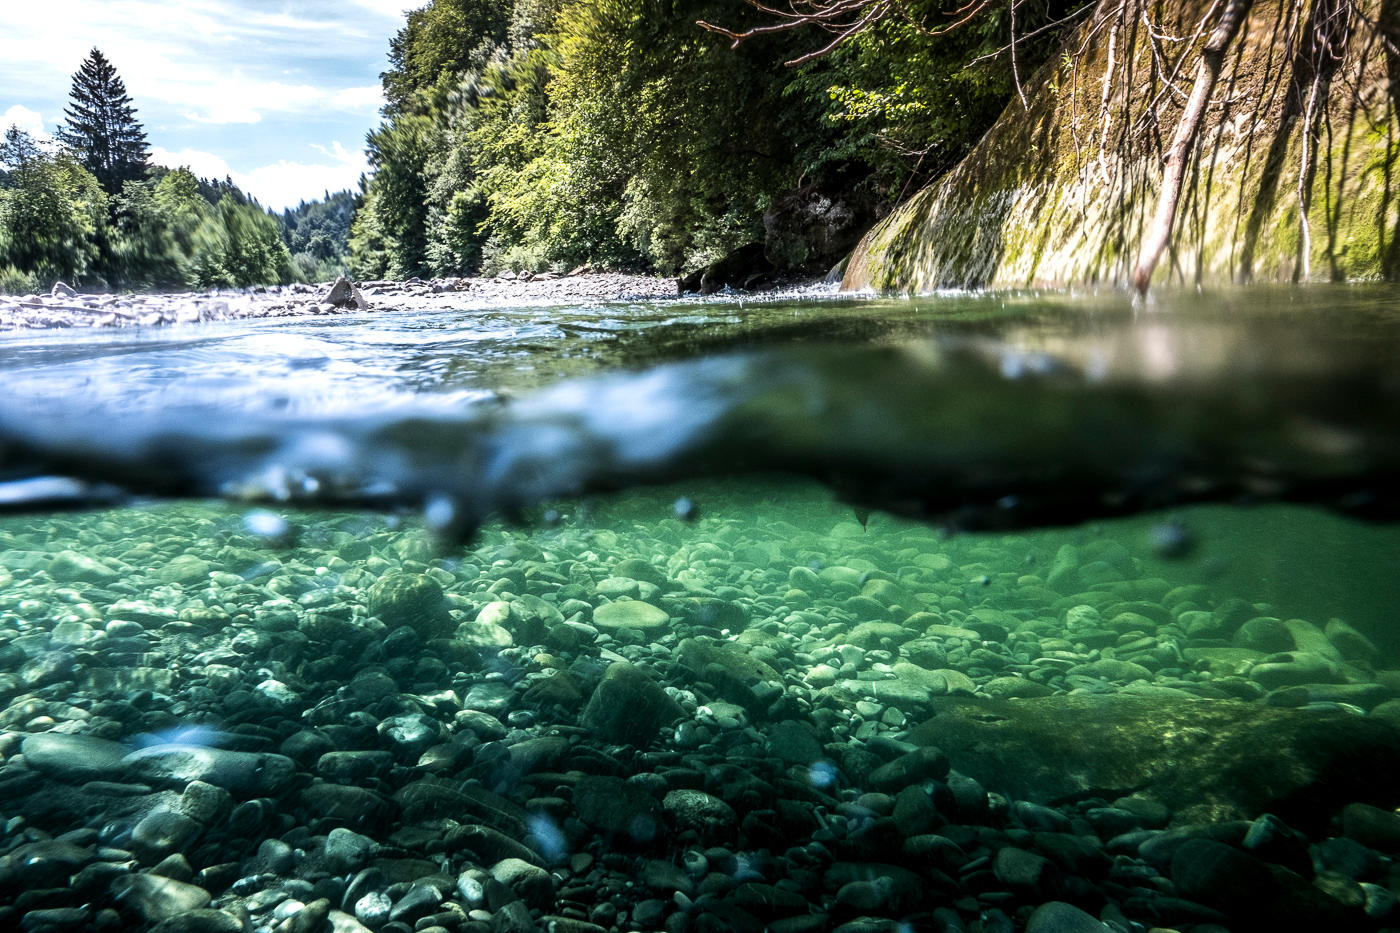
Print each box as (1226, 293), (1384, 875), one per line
(844, 0), (1400, 291)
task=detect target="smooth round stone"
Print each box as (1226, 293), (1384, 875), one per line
(595, 577), (641, 599)
(387, 885), (440, 925)
(254, 680), (299, 707)
(111, 875), (212, 924)
(891, 785), (940, 836)
(324, 828), (376, 874)
(581, 661), (683, 745)
(1248, 651), (1342, 689)
(157, 554), (214, 586)
(123, 745), (297, 796)
(49, 620), (102, 646)
(462, 681), (516, 713)
(1170, 838), (1275, 909)
(456, 872), (486, 908)
(148, 909), (246, 933)
(22, 733), (131, 782)
(663, 790), (738, 841)
(355, 891), (392, 926)
(456, 620), (514, 649)
(490, 858), (555, 909)
(365, 573), (452, 640)
(1342, 803), (1400, 852)
(805, 664), (838, 688)
(993, 846), (1059, 892)
(6, 840), (95, 886)
(1025, 901), (1113, 932)
(253, 838), (295, 875)
(132, 808), (203, 862)
(835, 880), (893, 912)
(21, 907), (93, 932)
(614, 557), (668, 586)
(47, 550), (119, 583)
(106, 619), (146, 637)
(377, 713), (442, 757)
(592, 600), (669, 632)
(1233, 617), (1295, 653)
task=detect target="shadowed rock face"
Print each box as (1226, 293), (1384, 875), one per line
(906, 694), (1400, 830)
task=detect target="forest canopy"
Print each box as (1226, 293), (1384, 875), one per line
(350, 0), (1083, 280)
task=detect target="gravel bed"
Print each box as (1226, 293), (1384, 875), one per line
(0, 485), (1396, 932)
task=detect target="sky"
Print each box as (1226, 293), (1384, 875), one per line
(0, 0), (416, 211)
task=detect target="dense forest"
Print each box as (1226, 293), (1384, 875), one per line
(350, 0), (1083, 281)
(0, 49), (354, 295)
(3, 2), (1092, 293)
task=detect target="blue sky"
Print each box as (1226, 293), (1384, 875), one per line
(0, 0), (415, 210)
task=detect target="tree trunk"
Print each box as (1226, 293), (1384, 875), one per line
(1132, 0), (1255, 296)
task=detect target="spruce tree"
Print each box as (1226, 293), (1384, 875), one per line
(57, 48), (150, 195)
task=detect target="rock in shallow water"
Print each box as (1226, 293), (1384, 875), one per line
(580, 661), (682, 745)
(111, 874), (211, 924)
(22, 733), (130, 782)
(905, 694), (1400, 828)
(124, 745), (297, 796)
(574, 775), (664, 845)
(1025, 901), (1113, 933)
(591, 599), (670, 632)
(365, 572), (453, 640)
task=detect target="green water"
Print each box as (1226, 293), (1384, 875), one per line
(1, 286), (1399, 930)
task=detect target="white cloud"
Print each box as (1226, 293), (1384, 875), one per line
(150, 145), (233, 183)
(0, 1), (398, 126)
(346, 0), (418, 19)
(152, 142), (365, 211)
(1, 105), (47, 139)
(332, 86), (386, 114)
(240, 144), (368, 211)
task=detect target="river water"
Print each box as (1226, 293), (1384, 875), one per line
(0, 285), (1398, 930)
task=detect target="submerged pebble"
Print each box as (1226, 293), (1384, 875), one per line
(0, 492), (1392, 933)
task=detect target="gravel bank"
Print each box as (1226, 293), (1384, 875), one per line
(0, 273), (682, 331)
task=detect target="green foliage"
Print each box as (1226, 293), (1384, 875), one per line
(0, 128), (320, 292)
(283, 189), (356, 281)
(351, 113), (436, 278)
(799, 0), (1080, 187)
(383, 0), (513, 113)
(189, 195), (298, 289)
(0, 127), (108, 285)
(0, 266), (39, 295)
(111, 179), (187, 289)
(351, 0), (1088, 279)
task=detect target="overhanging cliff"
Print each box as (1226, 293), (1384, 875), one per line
(843, 0), (1400, 290)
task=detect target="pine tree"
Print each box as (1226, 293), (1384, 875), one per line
(57, 48), (150, 195)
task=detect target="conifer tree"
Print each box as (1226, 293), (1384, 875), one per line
(57, 48), (150, 195)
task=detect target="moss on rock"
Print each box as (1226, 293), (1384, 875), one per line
(844, 0), (1400, 291)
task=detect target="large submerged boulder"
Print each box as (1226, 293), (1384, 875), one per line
(906, 694), (1400, 830)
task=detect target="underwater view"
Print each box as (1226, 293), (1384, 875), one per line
(1, 286), (1399, 933)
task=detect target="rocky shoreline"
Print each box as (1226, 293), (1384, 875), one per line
(0, 487), (1398, 933)
(0, 273), (684, 332)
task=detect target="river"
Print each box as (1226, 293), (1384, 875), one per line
(0, 284), (1397, 931)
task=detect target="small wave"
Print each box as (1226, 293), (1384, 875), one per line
(0, 332), (1396, 541)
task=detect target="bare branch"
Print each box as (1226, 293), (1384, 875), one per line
(965, 4), (1095, 66)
